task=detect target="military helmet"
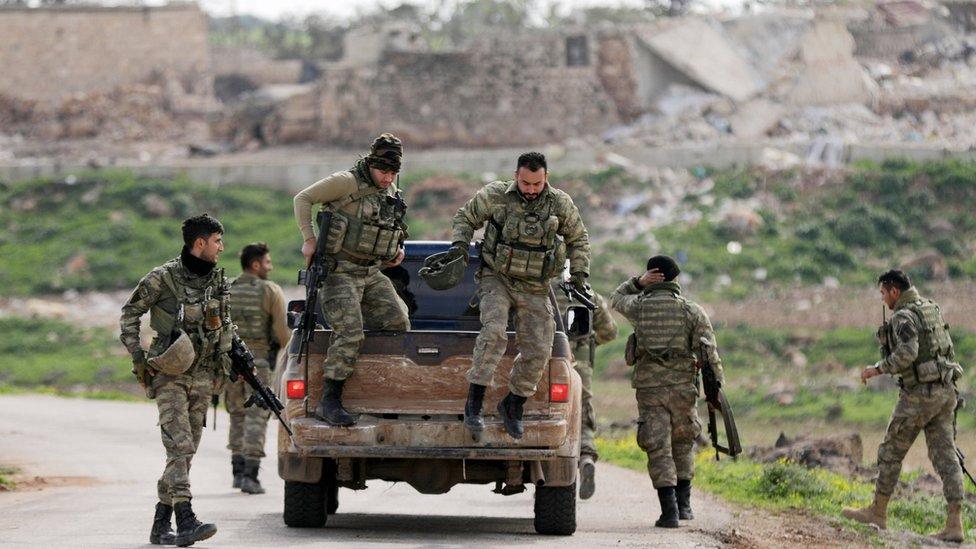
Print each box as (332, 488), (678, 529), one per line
(148, 330), (197, 375)
(420, 251), (467, 291)
(367, 132), (402, 172)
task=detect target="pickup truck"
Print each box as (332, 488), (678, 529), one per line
(275, 241), (589, 535)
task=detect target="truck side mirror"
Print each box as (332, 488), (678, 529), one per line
(564, 305), (592, 341)
(287, 300), (305, 330)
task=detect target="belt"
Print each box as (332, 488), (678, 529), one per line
(334, 251), (381, 267)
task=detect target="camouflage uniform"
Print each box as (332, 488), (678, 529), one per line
(120, 254), (234, 505)
(293, 159), (411, 381)
(225, 272), (290, 459)
(553, 288), (618, 459)
(871, 287), (964, 504)
(453, 180), (590, 397)
(609, 279), (722, 489)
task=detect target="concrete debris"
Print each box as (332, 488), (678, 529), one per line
(788, 20), (877, 107)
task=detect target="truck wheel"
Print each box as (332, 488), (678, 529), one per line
(326, 480), (339, 515)
(283, 480), (327, 527)
(533, 483), (577, 535)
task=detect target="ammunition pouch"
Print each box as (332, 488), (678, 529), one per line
(483, 213), (565, 282)
(625, 333), (639, 366)
(328, 210), (403, 261)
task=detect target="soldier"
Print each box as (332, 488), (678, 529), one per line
(609, 256), (722, 528)
(120, 213), (232, 546)
(553, 283), (618, 499)
(293, 133), (410, 426)
(843, 270), (965, 543)
(450, 151), (591, 439)
(226, 242), (291, 494)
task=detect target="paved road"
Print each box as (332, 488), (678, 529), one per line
(0, 395), (731, 548)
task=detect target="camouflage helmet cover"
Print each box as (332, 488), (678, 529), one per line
(419, 250), (467, 291)
(148, 330), (197, 375)
(366, 132), (403, 172)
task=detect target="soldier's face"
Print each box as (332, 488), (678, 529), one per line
(879, 285), (900, 310)
(370, 167), (398, 189)
(516, 167), (547, 201)
(196, 233), (224, 263)
(252, 253), (273, 280)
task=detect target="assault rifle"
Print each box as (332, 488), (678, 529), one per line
(558, 280), (596, 311)
(296, 210), (335, 367)
(229, 336), (292, 436)
(954, 398), (976, 488)
(699, 339), (742, 460)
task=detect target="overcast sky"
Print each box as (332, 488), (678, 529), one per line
(198, 0), (661, 21)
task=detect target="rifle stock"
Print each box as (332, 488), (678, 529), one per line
(699, 340), (742, 460)
(296, 210), (335, 367)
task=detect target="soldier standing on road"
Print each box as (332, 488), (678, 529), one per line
(553, 283), (617, 499)
(293, 133), (410, 426)
(609, 256), (722, 528)
(843, 270), (966, 543)
(226, 242), (291, 494)
(450, 152), (591, 439)
(120, 214), (234, 546)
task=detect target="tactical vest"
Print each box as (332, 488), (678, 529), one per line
(322, 172), (406, 262)
(148, 260), (233, 369)
(632, 289), (696, 376)
(896, 298), (954, 386)
(482, 197), (566, 282)
(230, 275), (270, 352)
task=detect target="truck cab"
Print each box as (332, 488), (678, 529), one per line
(276, 241), (586, 535)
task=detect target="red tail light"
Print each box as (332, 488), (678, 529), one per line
(286, 380), (306, 399)
(550, 383), (569, 403)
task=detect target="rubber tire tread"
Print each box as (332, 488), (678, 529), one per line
(283, 480), (327, 528)
(533, 483), (577, 535)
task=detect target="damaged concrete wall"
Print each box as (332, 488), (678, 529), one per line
(0, 4), (210, 103)
(316, 32), (621, 147)
(789, 20), (876, 106)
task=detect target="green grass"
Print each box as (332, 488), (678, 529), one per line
(0, 466), (19, 490)
(597, 436), (976, 541)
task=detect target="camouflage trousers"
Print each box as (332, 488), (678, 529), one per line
(320, 262), (410, 381)
(573, 348), (598, 459)
(875, 382), (964, 502)
(635, 384), (701, 489)
(225, 357), (271, 459)
(152, 366), (215, 505)
(468, 274), (555, 397)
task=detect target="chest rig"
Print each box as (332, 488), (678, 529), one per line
(321, 165), (407, 262)
(482, 190), (566, 282)
(230, 275), (270, 351)
(633, 287), (696, 373)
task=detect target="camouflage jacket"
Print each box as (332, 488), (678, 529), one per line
(874, 286), (956, 379)
(452, 181), (590, 294)
(553, 287), (618, 366)
(610, 278), (722, 389)
(120, 254), (234, 372)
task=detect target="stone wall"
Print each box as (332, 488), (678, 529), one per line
(316, 31), (624, 148)
(0, 3), (210, 102)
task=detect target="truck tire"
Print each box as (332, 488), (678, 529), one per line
(283, 480), (327, 527)
(533, 483), (577, 535)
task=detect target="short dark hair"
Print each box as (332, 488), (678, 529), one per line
(240, 242), (269, 271)
(878, 269), (911, 291)
(646, 255), (681, 281)
(516, 152), (547, 173)
(182, 213), (224, 248)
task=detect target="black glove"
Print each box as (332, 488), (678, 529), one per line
(446, 241), (469, 264)
(569, 272), (589, 294)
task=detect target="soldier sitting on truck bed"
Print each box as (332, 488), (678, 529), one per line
(448, 151), (591, 439)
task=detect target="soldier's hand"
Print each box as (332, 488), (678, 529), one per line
(638, 269), (665, 288)
(569, 272), (589, 294)
(131, 354), (152, 387)
(301, 237), (317, 267)
(860, 365), (881, 385)
(386, 246), (405, 268)
(445, 241), (469, 265)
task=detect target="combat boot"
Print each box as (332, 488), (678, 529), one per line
(676, 478), (694, 520)
(932, 501), (964, 543)
(497, 392), (527, 439)
(239, 458), (265, 495)
(655, 486), (680, 528)
(315, 378), (356, 426)
(149, 502), (176, 545)
(173, 501), (216, 547)
(579, 454), (596, 500)
(231, 454), (244, 489)
(464, 383), (486, 433)
(841, 494), (889, 530)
